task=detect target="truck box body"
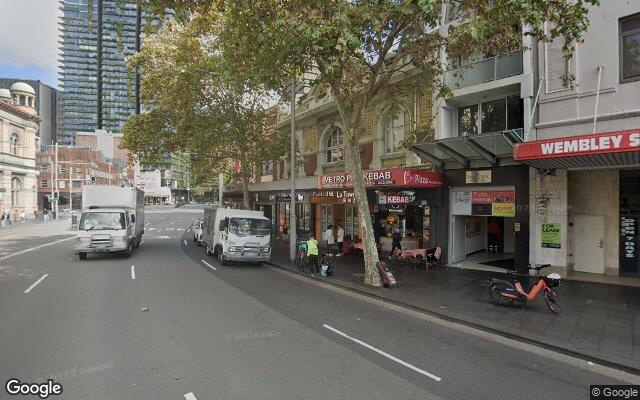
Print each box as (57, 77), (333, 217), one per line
(202, 207), (271, 265)
(75, 186), (145, 259)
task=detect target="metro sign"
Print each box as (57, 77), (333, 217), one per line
(514, 129), (640, 160)
(318, 167), (443, 189)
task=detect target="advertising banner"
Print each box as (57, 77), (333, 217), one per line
(453, 189), (515, 217)
(318, 167), (443, 189)
(310, 189), (356, 204)
(452, 191), (472, 215)
(620, 216), (638, 274)
(541, 223), (561, 249)
(378, 190), (417, 205)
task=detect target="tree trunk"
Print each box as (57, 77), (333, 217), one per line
(344, 132), (382, 287)
(241, 170), (251, 210)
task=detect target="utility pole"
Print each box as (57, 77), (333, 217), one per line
(289, 77), (297, 262)
(54, 143), (59, 220)
(50, 141), (54, 217)
(68, 165), (73, 211)
(218, 172), (224, 205)
(108, 162), (112, 185)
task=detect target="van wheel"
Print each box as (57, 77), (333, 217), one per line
(218, 251), (229, 266)
(78, 252), (87, 260)
(124, 242), (133, 258)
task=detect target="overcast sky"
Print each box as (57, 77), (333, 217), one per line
(0, 0), (61, 88)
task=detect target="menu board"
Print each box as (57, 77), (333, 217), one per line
(453, 189), (516, 217)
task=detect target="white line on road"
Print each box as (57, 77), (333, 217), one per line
(130, 265), (135, 280)
(0, 236), (74, 262)
(140, 241), (144, 247)
(187, 228), (191, 232)
(184, 393), (197, 400)
(323, 324), (442, 382)
(183, 240), (187, 246)
(201, 259), (217, 271)
(24, 274), (49, 294)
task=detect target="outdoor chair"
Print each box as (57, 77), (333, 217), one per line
(425, 246), (443, 270)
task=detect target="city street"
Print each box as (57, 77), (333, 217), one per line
(0, 207), (638, 400)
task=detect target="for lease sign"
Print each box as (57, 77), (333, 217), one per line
(514, 129), (640, 160)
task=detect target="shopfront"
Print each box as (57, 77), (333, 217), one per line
(316, 167), (443, 250)
(255, 191), (314, 237)
(514, 129), (640, 278)
(439, 166), (530, 272)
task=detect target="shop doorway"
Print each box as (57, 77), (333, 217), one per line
(573, 215), (605, 274)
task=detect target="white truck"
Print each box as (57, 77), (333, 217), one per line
(75, 186), (145, 260)
(202, 207), (271, 266)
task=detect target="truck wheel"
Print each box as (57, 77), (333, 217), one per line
(134, 237), (141, 248)
(78, 252), (87, 260)
(218, 251), (229, 266)
(206, 246), (214, 256)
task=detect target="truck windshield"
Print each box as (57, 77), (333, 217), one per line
(229, 218), (271, 237)
(79, 212), (126, 231)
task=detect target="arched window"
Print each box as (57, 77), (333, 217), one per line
(9, 133), (20, 156)
(384, 109), (409, 153)
(326, 127), (344, 163)
(11, 177), (22, 207)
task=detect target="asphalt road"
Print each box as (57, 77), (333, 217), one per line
(0, 207), (637, 400)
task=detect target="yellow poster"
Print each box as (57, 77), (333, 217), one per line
(492, 202), (515, 217)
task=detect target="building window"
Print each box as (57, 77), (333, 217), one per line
(11, 177), (22, 207)
(458, 95), (522, 136)
(326, 127), (344, 163)
(620, 13), (640, 83)
(261, 160), (274, 176)
(384, 109), (409, 153)
(9, 133), (20, 155)
(42, 180), (48, 188)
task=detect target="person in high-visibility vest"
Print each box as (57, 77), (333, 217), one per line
(306, 233), (319, 274)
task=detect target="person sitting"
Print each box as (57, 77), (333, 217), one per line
(306, 233), (319, 274)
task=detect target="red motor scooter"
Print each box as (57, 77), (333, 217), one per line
(488, 264), (561, 314)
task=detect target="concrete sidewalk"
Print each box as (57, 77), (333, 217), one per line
(268, 240), (640, 373)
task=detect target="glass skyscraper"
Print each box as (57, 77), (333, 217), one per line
(59, 0), (158, 145)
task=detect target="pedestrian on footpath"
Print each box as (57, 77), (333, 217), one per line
(19, 211), (26, 223)
(390, 226), (402, 256)
(336, 224), (344, 257)
(0, 212), (5, 227)
(324, 224), (335, 255)
(306, 233), (319, 274)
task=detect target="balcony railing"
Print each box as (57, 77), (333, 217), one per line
(444, 52), (523, 90)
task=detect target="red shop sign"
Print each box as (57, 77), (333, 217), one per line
(318, 168), (443, 189)
(514, 129), (640, 160)
(472, 191), (493, 204)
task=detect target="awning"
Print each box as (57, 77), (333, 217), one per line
(412, 130), (523, 169)
(514, 129), (640, 170)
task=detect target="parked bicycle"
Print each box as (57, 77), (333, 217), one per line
(488, 264), (561, 314)
(295, 240), (336, 276)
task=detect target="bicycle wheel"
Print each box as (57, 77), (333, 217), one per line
(489, 283), (514, 306)
(544, 290), (561, 314)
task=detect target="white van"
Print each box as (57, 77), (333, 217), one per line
(202, 207), (271, 265)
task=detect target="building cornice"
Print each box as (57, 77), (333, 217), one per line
(0, 102), (41, 124)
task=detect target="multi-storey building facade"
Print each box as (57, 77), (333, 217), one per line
(36, 146), (131, 211)
(513, 1), (640, 281)
(0, 78), (59, 148)
(0, 82), (40, 217)
(141, 151), (191, 202)
(58, 0), (163, 145)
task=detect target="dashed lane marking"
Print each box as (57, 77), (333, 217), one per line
(24, 274), (49, 294)
(201, 259), (217, 271)
(323, 324), (442, 382)
(184, 393), (197, 400)
(130, 265), (135, 280)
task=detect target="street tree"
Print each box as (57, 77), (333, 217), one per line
(122, 19), (288, 209)
(144, 0), (597, 285)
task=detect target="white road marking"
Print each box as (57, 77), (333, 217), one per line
(183, 240), (187, 246)
(130, 265), (135, 280)
(201, 259), (217, 271)
(140, 241), (144, 247)
(148, 228), (156, 231)
(1, 234), (18, 239)
(176, 228), (185, 231)
(155, 235), (171, 239)
(323, 324), (442, 382)
(24, 274), (49, 294)
(166, 228), (174, 231)
(187, 228), (191, 232)
(0, 237), (74, 262)
(184, 393), (197, 400)
(171, 221), (175, 225)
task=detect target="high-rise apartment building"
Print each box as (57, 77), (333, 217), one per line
(58, 0), (163, 145)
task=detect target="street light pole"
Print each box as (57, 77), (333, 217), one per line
(54, 143), (59, 220)
(69, 165), (73, 211)
(289, 77), (297, 262)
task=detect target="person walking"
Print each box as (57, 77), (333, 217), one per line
(20, 211), (26, 223)
(0, 212), (5, 227)
(306, 233), (319, 274)
(487, 219), (501, 253)
(324, 224), (335, 255)
(390, 226), (402, 256)
(336, 224), (344, 257)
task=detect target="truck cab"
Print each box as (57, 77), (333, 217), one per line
(202, 208), (271, 266)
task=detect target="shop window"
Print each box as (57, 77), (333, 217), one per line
(620, 13), (640, 83)
(384, 109), (409, 153)
(326, 127), (344, 163)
